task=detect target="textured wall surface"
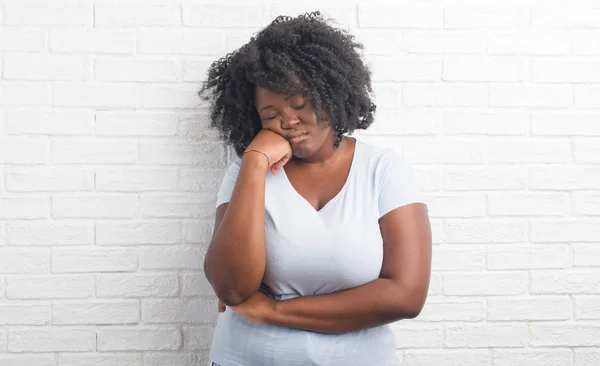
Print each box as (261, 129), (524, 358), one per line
(0, 0), (599, 365)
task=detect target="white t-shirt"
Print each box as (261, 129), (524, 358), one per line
(209, 139), (425, 366)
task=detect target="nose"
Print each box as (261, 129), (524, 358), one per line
(280, 111), (300, 129)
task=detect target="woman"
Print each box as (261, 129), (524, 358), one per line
(199, 12), (432, 366)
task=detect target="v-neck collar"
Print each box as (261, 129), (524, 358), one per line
(280, 139), (359, 213)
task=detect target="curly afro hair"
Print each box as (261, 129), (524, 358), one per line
(198, 11), (376, 157)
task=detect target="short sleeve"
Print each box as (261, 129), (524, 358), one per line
(377, 150), (425, 218)
(216, 158), (242, 208)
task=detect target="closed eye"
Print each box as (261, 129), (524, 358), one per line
(293, 104), (305, 110)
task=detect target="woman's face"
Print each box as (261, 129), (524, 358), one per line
(254, 86), (336, 160)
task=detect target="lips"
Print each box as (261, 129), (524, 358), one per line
(287, 133), (308, 143)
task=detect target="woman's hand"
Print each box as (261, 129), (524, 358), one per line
(245, 129), (292, 175)
(218, 291), (276, 325)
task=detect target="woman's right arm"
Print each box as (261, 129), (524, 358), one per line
(204, 130), (292, 306)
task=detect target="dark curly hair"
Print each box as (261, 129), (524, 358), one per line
(198, 11), (376, 157)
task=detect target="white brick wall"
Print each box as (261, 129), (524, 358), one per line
(1, 0), (599, 365)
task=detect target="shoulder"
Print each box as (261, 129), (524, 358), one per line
(354, 138), (409, 176)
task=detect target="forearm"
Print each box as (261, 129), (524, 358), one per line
(205, 155), (268, 306)
(269, 278), (425, 334)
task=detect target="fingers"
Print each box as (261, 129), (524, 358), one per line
(218, 301), (226, 313)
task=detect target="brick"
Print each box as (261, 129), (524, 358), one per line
(53, 83), (140, 108)
(183, 59), (214, 82)
(96, 167), (178, 192)
(575, 296), (600, 320)
(404, 83), (488, 107)
(142, 298), (217, 324)
(487, 245), (570, 270)
(404, 351), (491, 366)
(181, 272), (213, 297)
(0, 248), (50, 273)
(574, 30), (600, 55)
(573, 245), (600, 267)
(0, 82), (52, 106)
(178, 112), (221, 141)
(140, 193), (215, 219)
(390, 323), (443, 348)
(532, 6), (600, 28)
(5, 109), (94, 135)
(532, 112), (600, 136)
(182, 221), (213, 244)
(354, 31), (403, 56)
(139, 141), (226, 167)
(3, 55), (88, 81)
(531, 220), (600, 243)
(361, 109), (442, 135)
(444, 272), (528, 296)
(96, 273), (178, 298)
(95, 58), (179, 82)
(0, 29), (46, 52)
(51, 29), (135, 54)
(0, 329), (5, 352)
(183, 4), (269, 27)
(444, 167), (526, 191)
(491, 84), (571, 108)
(141, 85), (205, 109)
(404, 31), (484, 54)
(52, 248), (136, 273)
(0, 136), (49, 164)
(0, 356), (54, 366)
(574, 138), (600, 163)
(445, 6), (528, 28)
(491, 350), (572, 366)
(370, 83), (403, 109)
(488, 194), (570, 216)
(531, 324), (600, 346)
(487, 138), (571, 163)
(52, 194), (138, 219)
(95, 5), (180, 26)
(144, 353), (208, 366)
(9, 329), (95, 352)
(96, 220), (180, 245)
(4, 3), (90, 26)
(531, 270), (600, 294)
(444, 111), (528, 135)
(575, 85), (600, 108)
(369, 57), (441, 82)
(413, 167), (443, 191)
(444, 219), (527, 244)
(575, 349), (600, 365)
(53, 300), (139, 325)
(7, 275), (94, 299)
(531, 167), (600, 190)
(488, 31), (571, 55)
(97, 327), (181, 351)
(0, 196), (50, 219)
(446, 324), (528, 348)
(59, 353), (142, 366)
(0, 304), (51, 325)
(488, 296), (571, 321)
(533, 58), (600, 82)
(139, 246), (203, 270)
(416, 298), (486, 322)
(138, 29), (226, 55)
(95, 111), (178, 137)
(431, 246), (485, 271)
(6, 220), (94, 246)
(183, 325), (214, 349)
(179, 169), (224, 192)
(425, 194), (486, 218)
(443, 56), (526, 82)
(358, 5), (442, 28)
(428, 273), (441, 296)
(402, 138), (485, 163)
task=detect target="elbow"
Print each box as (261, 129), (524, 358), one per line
(204, 265), (260, 307)
(395, 285), (428, 320)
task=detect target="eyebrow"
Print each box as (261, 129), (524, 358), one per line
(259, 95), (294, 113)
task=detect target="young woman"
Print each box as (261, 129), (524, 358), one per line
(199, 11), (432, 366)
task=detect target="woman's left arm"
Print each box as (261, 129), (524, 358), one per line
(248, 202), (432, 334)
